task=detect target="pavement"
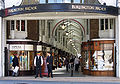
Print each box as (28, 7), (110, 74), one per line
(0, 76), (120, 84)
(0, 67), (120, 84)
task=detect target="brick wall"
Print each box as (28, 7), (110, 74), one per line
(90, 19), (99, 39)
(6, 21), (10, 39)
(27, 20), (39, 41)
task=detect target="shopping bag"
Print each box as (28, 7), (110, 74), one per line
(13, 66), (19, 73)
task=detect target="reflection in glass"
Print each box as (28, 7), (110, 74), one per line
(39, 0), (46, 3)
(74, 0), (80, 3)
(9, 51), (34, 71)
(11, 20), (14, 30)
(56, 0), (63, 3)
(48, 0), (55, 3)
(21, 20), (25, 31)
(16, 20), (20, 31)
(91, 50), (113, 70)
(63, 0), (71, 3)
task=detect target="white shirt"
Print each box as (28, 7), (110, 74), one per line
(74, 58), (80, 64)
(34, 55), (43, 66)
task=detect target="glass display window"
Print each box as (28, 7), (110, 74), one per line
(82, 51), (89, 69)
(9, 51), (34, 71)
(16, 20), (20, 31)
(91, 50), (113, 70)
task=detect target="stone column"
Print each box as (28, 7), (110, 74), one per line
(0, 0), (4, 77)
(45, 20), (48, 42)
(116, 0), (120, 78)
(39, 20), (42, 41)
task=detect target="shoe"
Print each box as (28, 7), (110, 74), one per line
(35, 76), (38, 78)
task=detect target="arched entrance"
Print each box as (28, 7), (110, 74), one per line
(1, 3), (117, 77)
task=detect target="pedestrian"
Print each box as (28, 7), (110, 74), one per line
(34, 51), (43, 78)
(69, 56), (74, 76)
(46, 52), (53, 78)
(12, 54), (19, 76)
(74, 56), (80, 71)
(65, 57), (69, 71)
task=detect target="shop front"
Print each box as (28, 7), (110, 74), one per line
(7, 39), (35, 76)
(0, 0), (119, 77)
(81, 39), (115, 76)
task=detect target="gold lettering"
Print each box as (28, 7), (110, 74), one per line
(72, 5), (95, 10)
(25, 6), (37, 11)
(72, 5), (106, 11)
(7, 6), (37, 13)
(95, 7), (106, 11)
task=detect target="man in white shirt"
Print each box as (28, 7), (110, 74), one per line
(74, 56), (80, 71)
(34, 52), (43, 78)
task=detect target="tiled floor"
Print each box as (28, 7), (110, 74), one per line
(53, 66), (86, 77)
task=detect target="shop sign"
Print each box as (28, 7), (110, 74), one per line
(2, 4), (118, 17)
(46, 47), (50, 52)
(25, 45), (33, 51)
(10, 44), (24, 50)
(37, 45), (42, 51)
(72, 5), (106, 11)
(10, 44), (33, 51)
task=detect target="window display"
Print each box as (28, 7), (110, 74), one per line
(81, 39), (114, 76)
(91, 50), (113, 70)
(82, 51), (89, 69)
(9, 51), (34, 71)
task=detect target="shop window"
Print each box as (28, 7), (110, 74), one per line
(10, 20), (26, 31)
(105, 19), (108, 30)
(9, 51), (34, 70)
(83, 51), (89, 69)
(110, 19), (115, 29)
(16, 20), (20, 31)
(100, 19), (115, 30)
(90, 43), (114, 70)
(11, 20), (14, 30)
(16, 20), (26, 31)
(21, 20), (25, 31)
(100, 19), (104, 30)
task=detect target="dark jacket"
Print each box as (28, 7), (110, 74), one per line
(46, 55), (53, 67)
(12, 56), (19, 68)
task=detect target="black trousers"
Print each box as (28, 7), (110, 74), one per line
(47, 65), (53, 77)
(35, 66), (42, 77)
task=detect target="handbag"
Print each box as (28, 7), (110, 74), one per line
(13, 66), (19, 73)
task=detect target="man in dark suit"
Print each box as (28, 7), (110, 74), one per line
(34, 52), (43, 78)
(12, 55), (19, 76)
(46, 52), (53, 78)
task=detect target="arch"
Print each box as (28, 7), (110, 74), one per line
(52, 19), (85, 37)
